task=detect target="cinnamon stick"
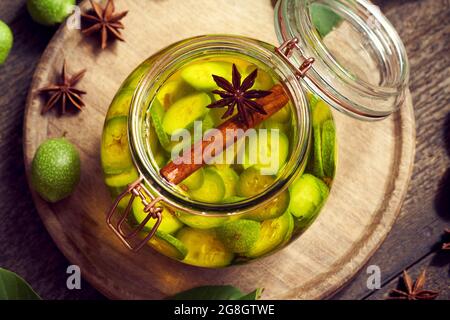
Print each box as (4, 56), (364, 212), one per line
(160, 84), (289, 185)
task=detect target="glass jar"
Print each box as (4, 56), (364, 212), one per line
(101, 0), (408, 268)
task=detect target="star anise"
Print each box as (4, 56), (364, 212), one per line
(81, 0), (128, 49)
(206, 64), (272, 127)
(389, 270), (439, 300)
(39, 60), (86, 114)
(443, 228), (450, 250)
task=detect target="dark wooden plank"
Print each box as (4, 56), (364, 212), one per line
(333, 0), (450, 299)
(0, 10), (103, 299)
(366, 248), (450, 300)
(0, 1), (27, 24)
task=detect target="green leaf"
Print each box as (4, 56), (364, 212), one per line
(238, 288), (264, 300)
(311, 4), (342, 38)
(0, 267), (41, 300)
(169, 285), (263, 300)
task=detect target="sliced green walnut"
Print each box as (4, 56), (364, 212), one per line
(307, 100), (336, 179)
(237, 167), (275, 198)
(144, 230), (188, 260)
(117, 194), (132, 211)
(150, 98), (171, 149)
(181, 61), (232, 91)
(244, 210), (292, 258)
(148, 119), (160, 153)
(189, 168), (226, 203)
(153, 152), (168, 168)
(177, 227), (234, 268)
(179, 168), (204, 191)
(223, 196), (246, 203)
(317, 174), (330, 200)
(216, 219), (261, 253)
(245, 65), (274, 90)
(312, 125), (325, 178)
(294, 179), (330, 230)
(132, 200), (183, 234)
(214, 57), (251, 73)
(107, 186), (131, 211)
(241, 131), (289, 175)
(104, 166), (139, 188)
(280, 211), (295, 247)
(162, 92), (211, 135)
(164, 139), (187, 158)
(321, 119), (336, 178)
(156, 80), (193, 109)
(288, 174), (329, 226)
(213, 166), (239, 199)
(106, 89), (134, 120)
(312, 100), (332, 127)
(268, 103), (291, 123)
(246, 189), (290, 221)
(176, 211), (230, 229)
(307, 92), (320, 109)
(101, 116), (133, 175)
(208, 107), (231, 127)
(201, 113), (216, 133)
(261, 119), (290, 135)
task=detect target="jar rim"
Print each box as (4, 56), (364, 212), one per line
(275, 0), (410, 120)
(129, 35), (311, 216)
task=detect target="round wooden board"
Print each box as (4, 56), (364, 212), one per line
(23, 0), (415, 299)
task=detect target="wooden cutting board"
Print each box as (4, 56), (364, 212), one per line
(23, 0), (415, 299)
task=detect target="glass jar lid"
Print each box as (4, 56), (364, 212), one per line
(274, 0), (409, 120)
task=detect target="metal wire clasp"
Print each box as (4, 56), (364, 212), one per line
(106, 177), (163, 252)
(275, 38), (314, 79)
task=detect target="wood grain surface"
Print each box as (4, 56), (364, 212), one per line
(334, 0), (450, 299)
(0, 0), (448, 300)
(22, 0), (415, 300)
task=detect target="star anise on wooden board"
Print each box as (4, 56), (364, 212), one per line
(81, 0), (128, 49)
(443, 228), (450, 250)
(206, 64), (272, 127)
(389, 270), (439, 300)
(38, 60), (87, 114)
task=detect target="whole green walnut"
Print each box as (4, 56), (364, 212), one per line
(0, 20), (13, 65)
(31, 138), (81, 203)
(27, 0), (76, 26)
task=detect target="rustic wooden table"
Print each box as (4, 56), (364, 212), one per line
(0, 0), (448, 300)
